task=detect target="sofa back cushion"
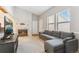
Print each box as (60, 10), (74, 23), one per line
(51, 31), (61, 38)
(43, 30), (60, 37)
(60, 32), (75, 39)
(43, 30), (52, 35)
(43, 30), (49, 34)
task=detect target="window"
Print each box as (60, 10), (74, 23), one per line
(46, 9), (71, 32)
(47, 15), (55, 31)
(57, 9), (71, 32)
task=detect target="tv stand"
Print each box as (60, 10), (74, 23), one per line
(0, 33), (18, 53)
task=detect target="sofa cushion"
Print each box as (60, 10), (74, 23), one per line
(43, 30), (52, 35)
(45, 39), (64, 53)
(51, 31), (61, 38)
(60, 32), (74, 39)
(45, 39), (63, 48)
(63, 37), (73, 42)
(43, 30), (49, 34)
(41, 34), (57, 40)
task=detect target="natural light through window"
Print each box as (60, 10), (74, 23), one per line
(57, 9), (71, 32)
(48, 15), (55, 31)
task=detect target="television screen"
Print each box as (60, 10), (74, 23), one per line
(0, 16), (13, 40)
(4, 16), (13, 37)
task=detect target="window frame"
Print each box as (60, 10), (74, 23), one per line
(47, 15), (55, 31)
(56, 9), (71, 32)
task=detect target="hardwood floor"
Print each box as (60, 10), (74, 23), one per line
(17, 36), (45, 53)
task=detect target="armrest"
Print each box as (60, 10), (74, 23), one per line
(63, 37), (73, 42)
(64, 39), (78, 52)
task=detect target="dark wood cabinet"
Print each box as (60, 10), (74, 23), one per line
(0, 34), (18, 53)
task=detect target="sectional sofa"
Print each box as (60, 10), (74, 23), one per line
(39, 30), (78, 53)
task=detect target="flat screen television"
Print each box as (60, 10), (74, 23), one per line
(3, 16), (13, 39)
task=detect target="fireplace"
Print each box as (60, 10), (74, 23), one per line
(18, 29), (28, 36)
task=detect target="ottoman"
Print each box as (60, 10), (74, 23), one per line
(44, 39), (64, 53)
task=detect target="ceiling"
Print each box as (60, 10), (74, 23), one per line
(18, 6), (52, 15)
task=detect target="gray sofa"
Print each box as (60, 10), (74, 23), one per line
(39, 30), (78, 53)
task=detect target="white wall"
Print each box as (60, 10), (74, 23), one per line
(13, 7), (32, 37)
(39, 14), (47, 32)
(13, 7), (30, 29)
(39, 17), (44, 32)
(39, 6), (79, 48)
(70, 7), (79, 32)
(13, 7), (39, 36)
(32, 14), (39, 34)
(70, 7), (79, 47)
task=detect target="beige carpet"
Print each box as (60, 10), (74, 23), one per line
(17, 36), (45, 53)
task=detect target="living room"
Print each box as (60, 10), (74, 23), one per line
(0, 6), (79, 53)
